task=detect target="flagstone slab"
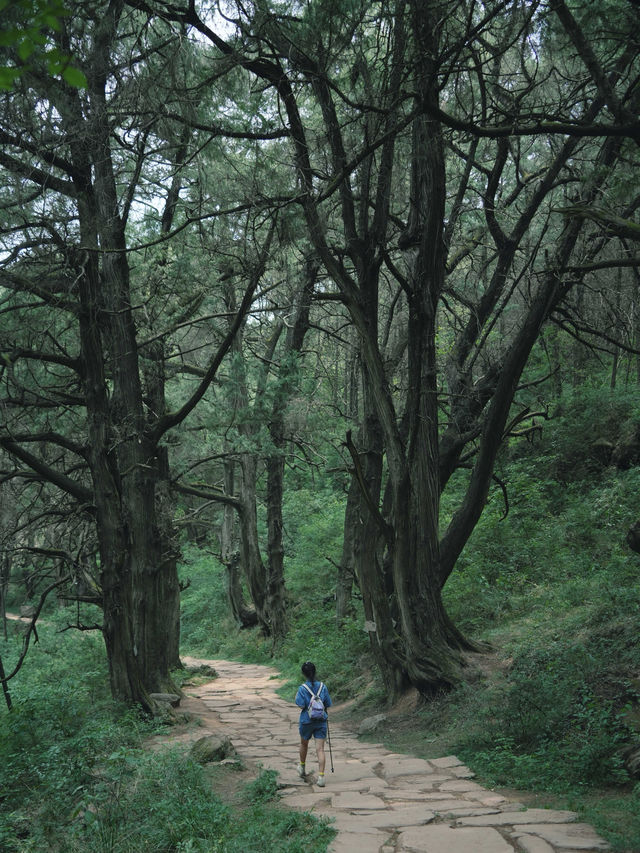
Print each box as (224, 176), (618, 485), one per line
(512, 823), (610, 850)
(324, 761), (382, 782)
(428, 756), (465, 769)
(328, 829), (391, 852)
(278, 783), (308, 794)
(362, 805), (436, 828)
(475, 793), (508, 807)
(382, 791), (446, 803)
(331, 791), (388, 810)
(458, 808), (578, 826)
(398, 824), (513, 853)
(278, 792), (332, 809)
(379, 758), (443, 778)
(449, 766), (476, 778)
(515, 835), (557, 853)
(439, 779), (485, 793)
(421, 798), (490, 813)
(386, 773), (454, 790)
(315, 810), (395, 835)
(318, 778), (389, 794)
(433, 806), (502, 819)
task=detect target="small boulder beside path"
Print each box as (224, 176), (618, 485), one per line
(190, 733), (237, 765)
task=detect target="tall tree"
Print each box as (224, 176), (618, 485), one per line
(0, 1), (271, 707)
(137, 0), (639, 698)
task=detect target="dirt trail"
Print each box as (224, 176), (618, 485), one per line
(176, 656), (610, 853)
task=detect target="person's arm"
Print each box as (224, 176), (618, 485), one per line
(295, 685), (307, 710)
(322, 684), (332, 710)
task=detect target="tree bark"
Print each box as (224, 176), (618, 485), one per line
(58, 4), (181, 707)
(220, 455), (258, 628)
(237, 453), (270, 632)
(335, 474), (358, 624)
(265, 443), (288, 640)
(264, 263), (316, 639)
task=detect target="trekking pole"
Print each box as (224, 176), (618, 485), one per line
(327, 718), (334, 772)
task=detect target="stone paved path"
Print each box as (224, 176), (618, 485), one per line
(181, 657), (611, 853)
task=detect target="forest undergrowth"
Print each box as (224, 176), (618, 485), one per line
(178, 385), (640, 852)
(1, 386), (639, 852)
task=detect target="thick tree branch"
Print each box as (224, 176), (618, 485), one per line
(555, 206), (640, 243)
(0, 438), (93, 504)
(344, 430), (393, 545)
(172, 481), (242, 511)
(151, 218), (277, 440)
(3, 576), (72, 683)
(0, 150), (78, 197)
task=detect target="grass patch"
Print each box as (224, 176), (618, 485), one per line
(4, 383), (640, 851)
(0, 615), (335, 853)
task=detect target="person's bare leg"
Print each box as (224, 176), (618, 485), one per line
(299, 737), (310, 764)
(298, 737), (309, 776)
(315, 738), (326, 774)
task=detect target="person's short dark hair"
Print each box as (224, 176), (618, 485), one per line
(302, 661), (316, 681)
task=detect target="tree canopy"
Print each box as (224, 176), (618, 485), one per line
(1, 0), (638, 705)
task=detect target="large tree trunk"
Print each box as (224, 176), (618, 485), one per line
(220, 456), (258, 628)
(335, 475), (358, 624)
(347, 375), (409, 699)
(79, 206), (180, 707)
(0, 553), (10, 642)
(71, 11), (180, 706)
(264, 266), (315, 639)
(349, 3), (474, 699)
(336, 340), (361, 624)
(265, 444), (288, 640)
(237, 453), (270, 633)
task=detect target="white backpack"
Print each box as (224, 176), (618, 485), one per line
(303, 682), (325, 720)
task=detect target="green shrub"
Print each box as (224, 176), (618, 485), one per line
(0, 621), (335, 853)
(244, 767), (279, 804)
(71, 749), (229, 853)
(454, 637), (638, 792)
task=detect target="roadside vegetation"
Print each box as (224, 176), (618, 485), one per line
(0, 614), (334, 852)
(177, 383), (640, 851)
(1, 2), (638, 851)
(2, 384), (639, 852)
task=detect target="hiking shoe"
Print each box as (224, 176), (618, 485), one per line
(316, 775), (326, 787)
(297, 763), (306, 778)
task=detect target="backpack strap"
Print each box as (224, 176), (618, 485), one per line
(302, 682), (323, 701)
(302, 682), (320, 700)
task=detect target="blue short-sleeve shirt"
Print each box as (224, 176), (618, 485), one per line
(295, 680), (332, 724)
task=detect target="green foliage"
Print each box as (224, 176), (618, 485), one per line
(0, 622), (156, 851)
(511, 385), (640, 483)
(223, 806), (335, 853)
(0, 0), (87, 89)
(444, 386), (640, 635)
(404, 384), (640, 850)
(244, 767), (279, 804)
(456, 640), (636, 790)
(281, 486), (345, 594)
(179, 482), (371, 703)
(0, 612), (334, 853)
(71, 749), (229, 853)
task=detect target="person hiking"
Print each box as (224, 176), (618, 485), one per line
(295, 660), (332, 786)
